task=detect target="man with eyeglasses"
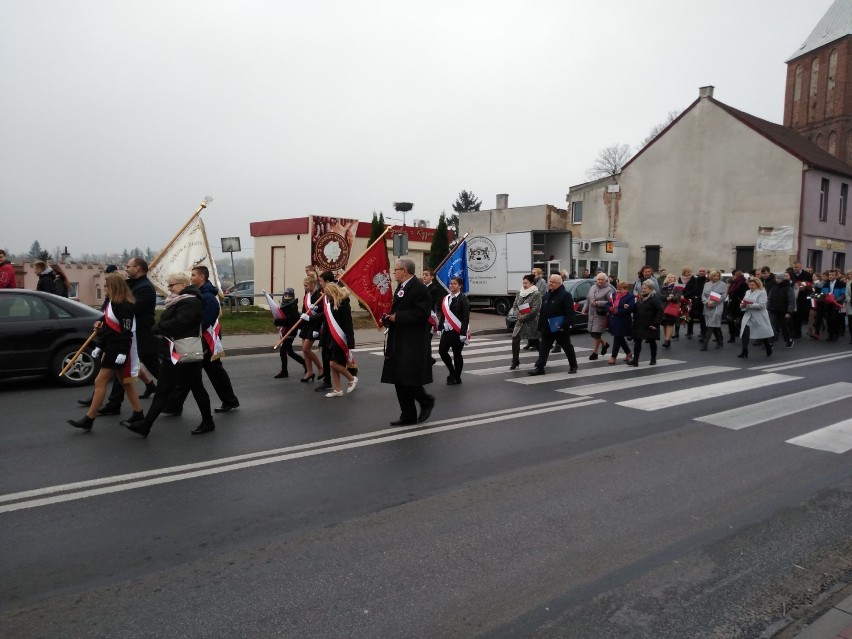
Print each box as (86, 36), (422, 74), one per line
(380, 258), (435, 425)
(88, 258), (159, 415)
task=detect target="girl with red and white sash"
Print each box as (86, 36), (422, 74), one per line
(320, 283), (357, 398)
(299, 276), (324, 383)
(68, 273), (143, 432)
(437, 276), (471, 385)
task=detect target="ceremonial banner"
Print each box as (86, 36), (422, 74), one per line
(756, 226), (794, 251)
(338, 233), (392, 329)
(312, 216), (359, 272)
(435, 239), (469, 293)
(149, 214), (223, 295)
(204, 319), (224, 361)
(265, 291), (287, 338)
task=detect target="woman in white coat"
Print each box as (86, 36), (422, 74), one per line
(700, 270), (728, 351)
(738, 276), (774, 358)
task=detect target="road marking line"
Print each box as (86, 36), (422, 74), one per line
(509, 359), (684, 385)
(559, 366), (739, 396)
(0, 397), (602, 513)
(615, 373), (800, 411)
(694, 382), (852, 429)
(750, 352), (852, 371)
(787, 419), (852, 453)
(356, 336), (504, 354)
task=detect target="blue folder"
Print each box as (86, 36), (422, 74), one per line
(547, 316), (565, 332)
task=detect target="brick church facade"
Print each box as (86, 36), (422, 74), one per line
(784, 0), (852, 164)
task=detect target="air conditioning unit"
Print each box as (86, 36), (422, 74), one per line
(413, 219), (429, 228)
(579, 241), (592, 252)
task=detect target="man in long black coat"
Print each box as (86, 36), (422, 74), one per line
(528, 274), (578, 376)
(381, 257), (435, 425)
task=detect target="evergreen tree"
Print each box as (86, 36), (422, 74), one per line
(369, 211), (384, 244)
(121, 249), (130, 263)
(429, 213), (450, 269)
(37, 249), (51, 261)
(145, 247), (156, 262)
(28, 240), (42, 261)
(450, 190), (481, 236)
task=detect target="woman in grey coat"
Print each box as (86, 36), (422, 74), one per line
(582, 272), (615, 360)
(738, 276), (774, 357)
(509, 274), (542, 370)
(700, 269), (728, 351)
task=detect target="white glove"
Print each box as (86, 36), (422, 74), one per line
(312, 331), (320, 339)
(300, 313), (311, 322)
(115, 354), (127, 365)
(91, 347), (102, 359)
(310, 304), (318, 313)
(459, 335), (468, 344)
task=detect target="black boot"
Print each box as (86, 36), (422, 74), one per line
(191, 419), (215, 435)
(274, 370), (288, 378)
(509, 360), (520, 370)
(125, 420), (151, 438)
(140, 382), (157, 399)
(120, 411), (145, 427)
(737, 349), (748, 359)
(765, 341), (773, 357)
(68, 415), (94, 431)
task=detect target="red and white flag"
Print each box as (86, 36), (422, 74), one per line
(204, 319), (224, 361)
(338, 235), (393, 329)
(709, 291), (723, 302)
(265, 291), (287, 338)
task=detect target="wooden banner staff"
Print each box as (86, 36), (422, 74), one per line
(272, 226), (394, 349)
(148, 196), (213, 271)
(58, 330), (98, 378)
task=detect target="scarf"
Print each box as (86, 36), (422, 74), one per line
(165, 292), (196, 307)
(518, 286), (537, 299)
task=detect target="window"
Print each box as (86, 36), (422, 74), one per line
(571, 201), (583, 224)
(833, 252), (846, 271)
(841, 184), (848, 225)
(807, 249), (823, 272)
(68, 282), (79, 298)
(644, 245), (660, 271)
(96, 287), (102, 301)
(820, 178), (830, 221)
(735, 246), (755, 273)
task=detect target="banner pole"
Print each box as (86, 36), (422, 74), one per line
(59, 330), (98, 377)
(432, 231), (468, 274)
(149, 197), (212, 270)
(273, 293), (326, 350)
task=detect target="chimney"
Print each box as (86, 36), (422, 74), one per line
(496, 194), (509, 209)
(699, 85), (714, 99)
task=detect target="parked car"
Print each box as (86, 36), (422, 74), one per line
(223, 280), (255, 307)
(505, 278), (594, 333)
(0, 290), (102, 386)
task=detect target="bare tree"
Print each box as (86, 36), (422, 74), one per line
(638, 110), (680, 149)
(586, 143), (632, 180)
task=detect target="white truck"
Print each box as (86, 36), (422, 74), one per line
(465, 230), (573, 315)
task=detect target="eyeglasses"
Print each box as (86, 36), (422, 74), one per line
(167, 283), (177, 288)
(394, 267), (405, 272)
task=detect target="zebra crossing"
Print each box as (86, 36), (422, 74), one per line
(356, 336), (852, 454)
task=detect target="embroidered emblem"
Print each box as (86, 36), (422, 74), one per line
(373, 271), (391, 294)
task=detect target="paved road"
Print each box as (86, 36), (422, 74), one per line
(2, 334), (852, 638)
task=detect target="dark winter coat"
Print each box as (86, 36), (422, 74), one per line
(275, 297), (301, 333)
(53, 276), (69, 297)
(767, 280), (796, 314)
(537, 285), (574, 335)
(689, 275), (707, 319)
(153, 286), (203, 360)
(36, 269), (55, 294)
(298, 288), (322, 340)
(196, 280), (221, 330)
(426, 281), (444, 312)
(96, 300), (134, 358)
(633, 292), (663, 341)
(607, 290), (635, 337)
(381, 276), (433, 386)
(128, 275), (157, 333)
(437, 292), (470, 335)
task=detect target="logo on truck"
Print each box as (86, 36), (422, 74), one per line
(467, 236), (497, 272)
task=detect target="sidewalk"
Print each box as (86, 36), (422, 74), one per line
(785, 593), (852, 639)
(221, 310), (510, 356)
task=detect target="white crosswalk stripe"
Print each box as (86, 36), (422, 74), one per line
(558, 366), (739, 396)
(615, 373), (800, 411)
(509, 359), (684, 385)
(694, 382), (852, 430)
(752, 351), (852, 373)
(786, 420), (852, 453)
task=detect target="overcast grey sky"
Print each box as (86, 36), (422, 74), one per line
(0, 0), (835, 260)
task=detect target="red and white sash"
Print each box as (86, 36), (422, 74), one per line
(323, 296), (353, 363)
(105, 302), (139, 379)
(441, 294), (471, 341)
(304, 292), (315, 315)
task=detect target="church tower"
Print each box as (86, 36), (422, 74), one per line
(784, 0), (852, 164)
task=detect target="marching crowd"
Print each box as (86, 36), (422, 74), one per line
(508, 261), (851, 372)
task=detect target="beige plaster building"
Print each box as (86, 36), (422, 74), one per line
(567, 86), (852, 277)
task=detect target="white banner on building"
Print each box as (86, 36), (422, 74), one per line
(149, 215), (223, 295)
(756, 226), (794, 251)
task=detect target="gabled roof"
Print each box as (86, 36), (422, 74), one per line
(621, 94), (852, 179)
(788, 0), (852, 62)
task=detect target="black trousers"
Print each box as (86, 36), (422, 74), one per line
(611, 336), (632, 359)
(145, 360), (211, 428)
(279, 337), (305, 372)
(439, 331), (464, 379)
(172, 354), (238, 407)
(394, 384), (434, 423)
(533, 331), (578, 370)
(769, 311), (791, 343)
(632, 338), (657, 363)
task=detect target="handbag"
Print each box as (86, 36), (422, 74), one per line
(595, 305), (608, 315)
(173, 333), (204, 363)
(663, 301), (680, 318)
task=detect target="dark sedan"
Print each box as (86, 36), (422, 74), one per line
(505, 278), (595, 333)
(0, 290), (101, 386)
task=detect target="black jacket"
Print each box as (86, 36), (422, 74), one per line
(437, 292), (470, 334)
(153, 286), (203, 358)
(36, 270), (55, 294)
(537, 285), (574, 334)
(426, 281), (444, 312)
(381, 276), (433, 386)
(767, 280), (796, 314)
(128, 275), (157, 332)
(96, 300), (134, 356)
(275, 298), (301, 333)
(633, 293), (663, 340)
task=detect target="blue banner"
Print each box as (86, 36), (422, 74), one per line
(435, 240), (468, 293)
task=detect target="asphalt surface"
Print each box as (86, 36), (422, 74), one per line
(2, 322), (852, 638)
